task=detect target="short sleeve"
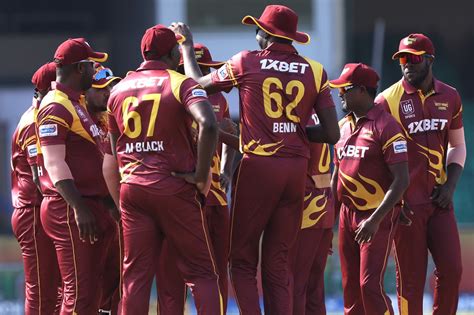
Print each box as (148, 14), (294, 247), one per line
(36, 102), (73, 147)
(450, 91), (463, 129)
(21, 124), (39, 166)
(180, 78), (209, 109)
(379, 118), (408, 165)
(314, 70), (335, 112)
(210, 51), (246, 93)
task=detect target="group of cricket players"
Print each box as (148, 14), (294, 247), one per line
(10, 4), (466, 315)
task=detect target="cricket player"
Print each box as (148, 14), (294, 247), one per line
(105, 25), (221, 314)
(172, 4), (340, 313)
(84, 64), (122, 315)
(35, 38), (116, 314)
(157, 43), (235, 314)
(11, 62), (62, 314)
(376, 33), (466, 315)
(331, 63), (410, 315)
(290, 113), (335, 315)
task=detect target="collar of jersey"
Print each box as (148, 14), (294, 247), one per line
(265, 42), (298, 54)
(136, 60), (170, 71)
(51, 81), (82, 101)
(346, 105), (381, 123)
(401, 77), (441, 95)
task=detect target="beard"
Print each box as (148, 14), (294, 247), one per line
(404, 63), (430, 87)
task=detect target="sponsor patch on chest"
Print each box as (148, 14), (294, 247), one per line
(400, 99), (415, 118)
(38, 124), (58, 137)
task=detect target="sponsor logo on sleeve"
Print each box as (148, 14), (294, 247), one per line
(393, 140), (408, 153)
(27, 144), (38, 157)
(38, 124), (58, 137)
(217, 65), (229, 80)
(191, 89), (207, 98)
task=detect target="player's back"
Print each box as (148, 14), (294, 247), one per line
(108, 63), (199, 194)
(215, 43), (333, 159)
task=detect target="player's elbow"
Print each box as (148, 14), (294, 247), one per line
(326, 128), (340, 145)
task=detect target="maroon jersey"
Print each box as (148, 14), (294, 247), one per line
(334, 106), (408, 211)
(107, 60), (208, 194)
(210, 42), (335, 158)
(36, 82), (108, 198)
(11, 100), (42, 208)
(376, 78), (463, 206)
(91, 112), (111, 155)
(302, 113), (334, 229)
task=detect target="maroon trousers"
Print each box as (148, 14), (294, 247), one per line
(394, 203), (462, 315)
(41, 196), (116, 315)
(339, 204), (399, 315)
(120, 184), (223, 315)
(291, 227), (333, 315)
(11, 206), (62, 315)
(156, 204), (229, 314)
(99, 221), (123, 314)
(229, 155), (307, 315)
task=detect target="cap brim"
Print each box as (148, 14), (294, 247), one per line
(198, 61), (225, 68)
(92, 76), (121, 89)
(391, 49), (426, 60)
(89, 52), (108, 63)
(176, 34), (186, 44)
(328, 80), (352, 88)
(241, 15), (310, 45)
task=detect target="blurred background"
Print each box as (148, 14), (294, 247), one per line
(0, 0), (473, 314)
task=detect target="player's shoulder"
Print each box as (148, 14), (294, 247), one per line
(433, 78), (460, 97)
(38, 89), (68, 111)
(379, 79), (404, 99)
(338, 115), (353, 128)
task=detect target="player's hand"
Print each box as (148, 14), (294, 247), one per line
(108, 206), (121, 223)
(169, 22), (193, 44)
(355, 217), (380, 245)
(399, 203), (413, 226)
(219, 118), (238, 135)
(172, 171), (209, 194)
(219, 173), (231, 192)
(74, 206), (98, 244)
(431, 183), (454, 209)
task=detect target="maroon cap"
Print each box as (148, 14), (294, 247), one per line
(392, 33), (435, 59)
(31, 62), (56, 91)
(54, 38), (108, 65)
(179, 43), (224, 68)
(141, 24), (185, 60)
(329, 63), (380, 89)
(242, 5), (310, 44)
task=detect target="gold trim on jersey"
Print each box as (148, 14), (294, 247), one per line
(301, 192), (328, 229)
(119, 160), (142, 183)
(339, 170), (384, 211)
(39, 90), (95, 144)
(302, 57), (324, 93)
(318, 143), (331, 174)
(242, 139), (284, 156)
(416, 143), (446, 184)
(166, 70), (189, 104)
(382, 133), (405, 152)
(381, 81), (409, 136)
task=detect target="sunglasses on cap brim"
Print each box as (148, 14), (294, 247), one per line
(399, 54), (434, 65)
(338, 85), (357, 96)
(93, 68), (114, 81)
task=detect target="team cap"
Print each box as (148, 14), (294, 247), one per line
(329, 63), (380, 89)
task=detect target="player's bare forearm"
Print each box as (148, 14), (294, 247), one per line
(445, 163), (463, 191)
(221, 143), (236, 175)
(55, 179), (89, 212)
(370, 162), (409, 223)
(103, 153), (121, 209)
(307, 106), (340, 144)
(219, 131), (240, 151)
(189, 101), (218, 182)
